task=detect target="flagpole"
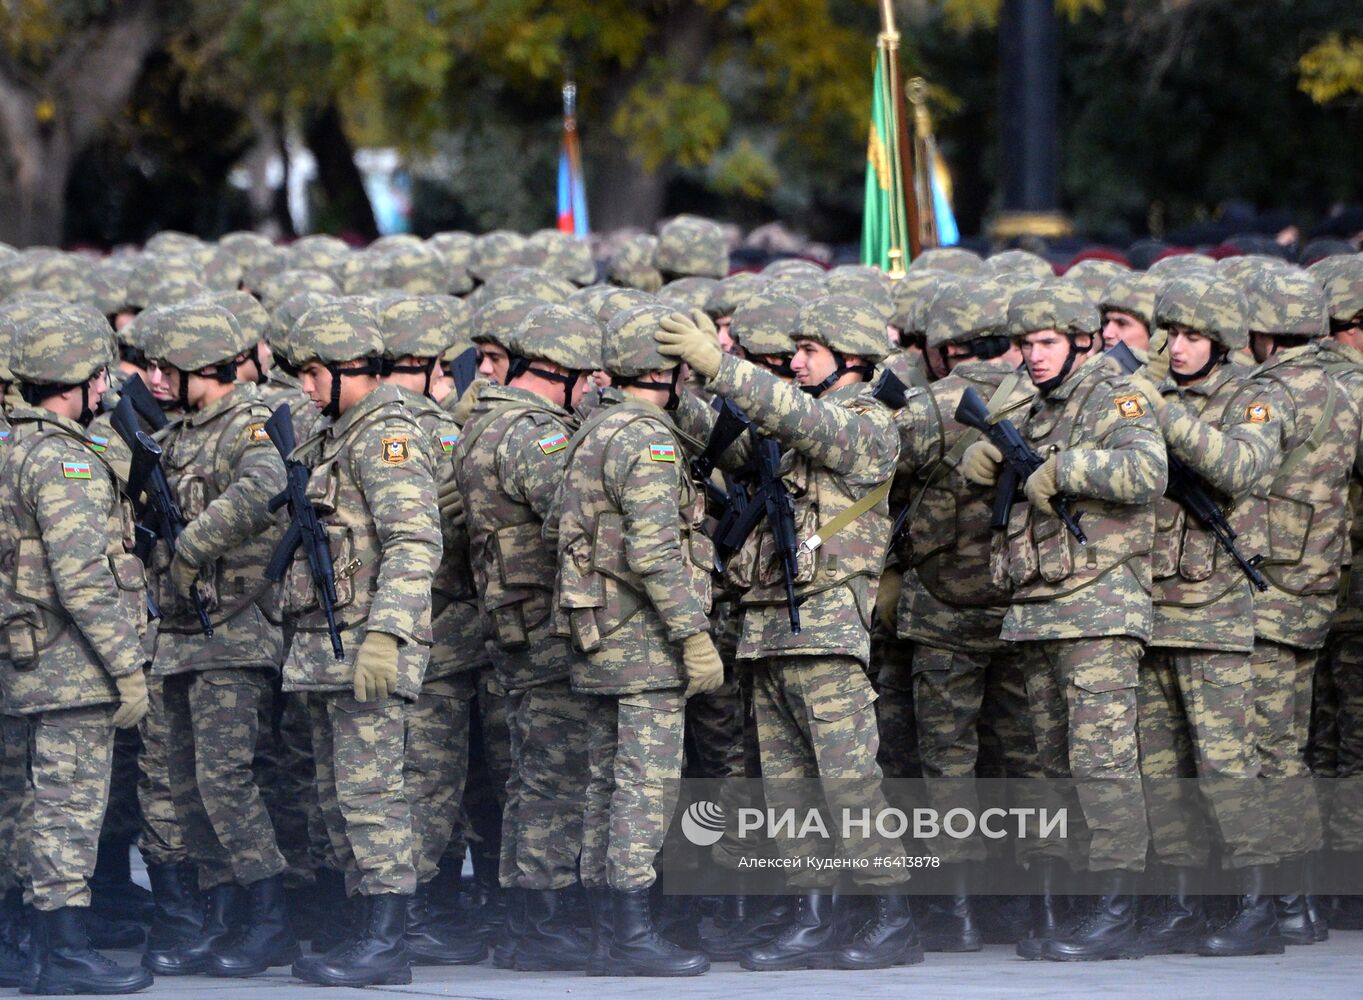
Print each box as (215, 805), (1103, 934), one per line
(878, 0), (921, 267)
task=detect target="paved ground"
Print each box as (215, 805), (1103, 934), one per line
(95, 933), (1361, 1000)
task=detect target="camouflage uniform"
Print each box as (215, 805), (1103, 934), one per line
(0, 409), (28, 898)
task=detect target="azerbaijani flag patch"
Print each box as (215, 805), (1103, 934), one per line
(0, 430), (9, 443)
(537, 432), (568, 455)
(62, 461), (92, 480)
(87, 435), (108, 453)
(439, 433), (460, 454)
(649, 444), (677, 463)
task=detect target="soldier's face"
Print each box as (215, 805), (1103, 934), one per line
(716, 316), (736, 354)
(1101, 310), (1150, 352)
(1168, 326), (1214, 377)
(147, 361), (180, 403)
(477, 344), (510, 385)
(299, 362), (334, 411)
(791, 339), (837, 387)
(1019, 329), (1072, 386)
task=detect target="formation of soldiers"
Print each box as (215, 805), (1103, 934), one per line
(0, 218), (1359, 991)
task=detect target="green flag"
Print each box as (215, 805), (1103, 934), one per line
(862, 46), (896, 271)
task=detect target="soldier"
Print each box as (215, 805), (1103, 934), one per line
(654, 215), (729, 283)
(554, 302), (721, 977)
(1122, 276), (1285, 956)
(375, 296), (487, 967)
(455, 303), (602, 971)
(134, 301), (297, 977)
(1098, 271), (1164, 359)
(1241, 265), (1363, 944)
(281, 302), (441, 987)
(657, 295), (921, 972)
(960, 279), (1166, 961)
(0, 305), (153, 994)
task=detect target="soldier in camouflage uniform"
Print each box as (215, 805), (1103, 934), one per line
(1241, 265), (1363, 944)
(134, 301), (297, 978)
(658, 295), (922, 972)
(654, 215), (729, 283)
(0, 305), (153, 994)
(281, 302), (441, 987)
(455, 303), (603, 971)
(554, 302), (720, 977)
(375, 295), (487, 967)
(961, 279), (1166, 961)
(1122, 276), (1285, 957)
(889, 277), (1037, 951)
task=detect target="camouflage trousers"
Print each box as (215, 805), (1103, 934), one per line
(752, 655), (909, 889)
(1137, 647), (1273, 869)
(500, 678), (589, 890)
(1310, 631), (1363, 853)
(306, 692), (415, 896)
(581, 688), (686, 891)
(136, 675), (186, 866)
(871, 636), (920, 781)
(164, 669), (287, 890)
(463, 669), (511, 876)
(912, 642), (1039, 864)
(704, 666), (776, 873)
(0, 713), (28, 892)
(405, 673), (475, 886)
(26, 704), (116, 910)
(1021, 637), (1147, 873)
(1252, 639), (1323, 859)
(257, 690), (329, 882)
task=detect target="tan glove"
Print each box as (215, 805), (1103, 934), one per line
(682, 632), (725, 699)
(451, 379), (487, 426)
(113, 669), (149, 729)
(353, 632), (400, 702)
(874, 569), (903, 629)
(656, 312), (723, 379)
(1024, 453), (1060, 510)
(168, 551), (200, 602)
(437, 477), (465, 529)
(1145, 331), (1170, 382)
(960, 440), (1004, 487)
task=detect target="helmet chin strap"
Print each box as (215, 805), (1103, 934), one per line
(1035, 334), (1089, 395)
(617, 368), (683, 410)
(383, 357), (438, 398)
(1171, 348), (1226, 386)
(802, 352), (874, 398)
(507, 355), (587, 410)
(323, 359), (381, 418)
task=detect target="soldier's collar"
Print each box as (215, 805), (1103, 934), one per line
(7, 405), (88, 438)
(482, 383), (567, 413)
(331, 381), (405, 435)
(1317, 338), (1363, 366)
(187, 381), (257, 426)
(1042, 353), (1106, 402)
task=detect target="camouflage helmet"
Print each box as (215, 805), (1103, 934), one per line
(210, 290), (271, 345)
(658, 276), (719, 312)
(472, 294), (541, 348)
(202, 245), (246, 292)
(1148, 252), (1218, 278)
(89, 257), (136, 316)
(1306, 253), (1360, 287)
(288, 234), (350, 272)
(761, 258), (826, 280)
(524, 230), (597, 286)
(0, 249), (55, 298)
(471, 230), (528, 282)
(372, 243), (448, 295)
(603, 303), (682, 377)
(891, 267), (951, 334)
(731, 293), (802, 357)
(827, 265), (896, 323)
(0, 292), (70, 381)
(1007, 279), (1101, 339)
(797, 294), (890, 362)
(427, 232), (476, 294)
(145, 231), (203, 257)
(1320, 258), (1363, 326)
(506, 304), (604, 372)
(31, 253), (95, 303)
(144, 276), (211, 309)
(566, 284), (616, 321)
(593, 286), (656, 326)
(705, 271), (767, 318)
(987, 249), (1054, 281)
(1064, 259), (1130, 304)
(144, 300), (252, 372)
(219, 231), (275, 259)
(1097, 271), (1164, 329)
(477, 266), (575, 306)
(255, 268), (341, 310)
(289, 302), (384, 365)
(126, 253), (204, 310)
(655, 214), (728, 280)
(926, 277), (1014, 349)
(12, 304), (115, 385)
(911, 247), (985, 275)
(378, 296), (463, 360)
(766, 276), (825, 302)
(369, 234), (423, 254)
(269, 290), (335, 367)
(605, 234), (663, 292)
(1238, 266), (1329, 338)
(1153, 274), (1249, 351)
(239, 246), (290, 292)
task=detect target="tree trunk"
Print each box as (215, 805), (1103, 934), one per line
(302, 102), (379, 241)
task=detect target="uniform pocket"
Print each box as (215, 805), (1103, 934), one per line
(1177, 522), (1217, 583)
(1004, 504), (1039, 588)
(1033, 512), (1074, 585)
(1266, 494), (1312, 565)
(108, 552), (149, 637)
(1152, 498), (1182, 580)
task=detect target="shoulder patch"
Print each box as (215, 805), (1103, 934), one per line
(649, 443), (677, 463)
(381, 436), (411, 465)
(1114, 394), (1146, 419)
(537, 431), (568, 455)
(246, 422), (270, 442)
(0, 429), (11, 443)
(61, 460), (92, 480)
(439, 432), (460, 454)
(1245, 401), (1272, 424)
(87, 434), (107, 452)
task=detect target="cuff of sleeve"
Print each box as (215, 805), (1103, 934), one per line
(664, 609), (712, 646)
(1054, 450), (1081, 496)
(365, 606), (419, 647)
(105, 647), (145, 680)
(173, 523), (211, 567)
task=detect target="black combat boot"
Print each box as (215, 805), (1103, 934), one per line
(292, 894), (412, 987)
(208, 875), (301, 976)
(491, 888), (523, 969)
(740, 892), (841, 971)
(1041, 870), (1143, 961)
(21, 906), (42, 994)
(920, 865), (981, 952)
(404, 889), (486, 966)
(515, 889), (589, 971)
(142, 863), (202, 965)
(1304, 852), (1328, 942)
(83, 912), (144, 951)
(468, 849), (505, 941)
(1137, 867), (1208, 954)
(701, 895), (787, 961)
(306, 869), (359, 953)
(1275, 857), (1314, 946)
(833, 895), (925, 970)
(1197, 864), (1284, 956)
(89, 840), (153, 926)
(653, 888), (702, 952)
(0, 889), (28, 988)
(24, 907), (152, 995)
(604, 887), (708, 977)
(143, 883), (241, 975)
(1016, 857), (1070, 959)
(421, 854), (465, 926)
(584, 887), (612, 976)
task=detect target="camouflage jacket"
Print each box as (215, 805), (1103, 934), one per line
(702, 353), (899, 668)
(281, 383), (440, 698)
(1315, 339), (1363, 635)
(457, 384), (577, 689)
(998, 354), (1167, 643)
(1148, 364), (1282, 652)
(0, 407), (147, 714)
(554, 388), (712, 694)
(1249, 342), (1363, 649)
(400, 387), (486, 682)
(261, 369), (327, 443)
(891, 359), (1033, 653)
